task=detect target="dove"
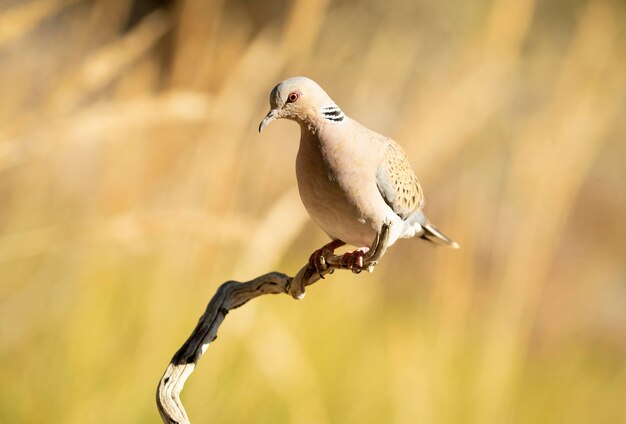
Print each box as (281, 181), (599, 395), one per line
(259, 76), (458, 273)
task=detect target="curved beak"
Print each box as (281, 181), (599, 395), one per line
(258, 109), (278, 133)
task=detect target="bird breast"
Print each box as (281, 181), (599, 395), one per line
(295, 123), (388, 247)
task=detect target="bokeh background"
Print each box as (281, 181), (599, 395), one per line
(1, 0), (625, 422)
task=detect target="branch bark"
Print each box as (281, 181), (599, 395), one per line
(156, 221), (392, 424)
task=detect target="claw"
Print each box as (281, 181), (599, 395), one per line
(308, 248), (326, 276)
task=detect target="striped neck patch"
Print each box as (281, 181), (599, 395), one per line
(320, 106), (345, 122)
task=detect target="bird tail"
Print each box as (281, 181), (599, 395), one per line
(420, 223), (460, 249)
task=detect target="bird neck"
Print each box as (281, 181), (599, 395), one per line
(297, 117), (323, 136)
(297, 104), (346, 136)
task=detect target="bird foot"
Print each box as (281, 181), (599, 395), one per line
(308, 239), (346, 277)
(340, 248), (370, 274)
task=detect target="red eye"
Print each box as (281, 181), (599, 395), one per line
(287, 92), (300, 103)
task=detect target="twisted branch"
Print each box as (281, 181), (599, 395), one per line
(156, 221), (392, 423)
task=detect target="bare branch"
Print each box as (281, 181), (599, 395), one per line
(156, 221), (392, 424)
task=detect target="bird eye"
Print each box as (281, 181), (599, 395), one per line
(287, 92), (300, 103)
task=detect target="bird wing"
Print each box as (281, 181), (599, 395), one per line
(376, 140), (424, 220)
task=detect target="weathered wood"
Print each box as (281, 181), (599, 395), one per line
(156, 221), (391, 424)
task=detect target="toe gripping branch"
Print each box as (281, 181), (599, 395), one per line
(157, 221), (392, 424)
(291, 220), (393, 299)
(308, 239), (346, 276)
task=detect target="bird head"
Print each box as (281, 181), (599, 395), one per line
(259, 77), (344, 132)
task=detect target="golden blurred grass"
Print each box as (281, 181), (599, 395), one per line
(1, 0), (625, 422)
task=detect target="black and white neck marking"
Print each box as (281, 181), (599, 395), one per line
(320, 105), (345, 122)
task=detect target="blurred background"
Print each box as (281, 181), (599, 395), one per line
(1, 0), (625, 422)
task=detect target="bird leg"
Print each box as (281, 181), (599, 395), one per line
(341, 247), (370, 274)
(308, 239), (346, 276)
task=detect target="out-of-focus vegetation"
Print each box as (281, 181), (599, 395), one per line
(0, 0), (625, 422)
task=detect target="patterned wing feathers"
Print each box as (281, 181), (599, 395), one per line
(376, 142), (424, 220)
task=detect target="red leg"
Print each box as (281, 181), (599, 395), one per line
(308, 239), (346, 276)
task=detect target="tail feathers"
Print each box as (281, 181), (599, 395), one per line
(420, 223), (460, 249)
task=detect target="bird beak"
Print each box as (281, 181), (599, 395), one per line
(259, 109), (278, 133)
